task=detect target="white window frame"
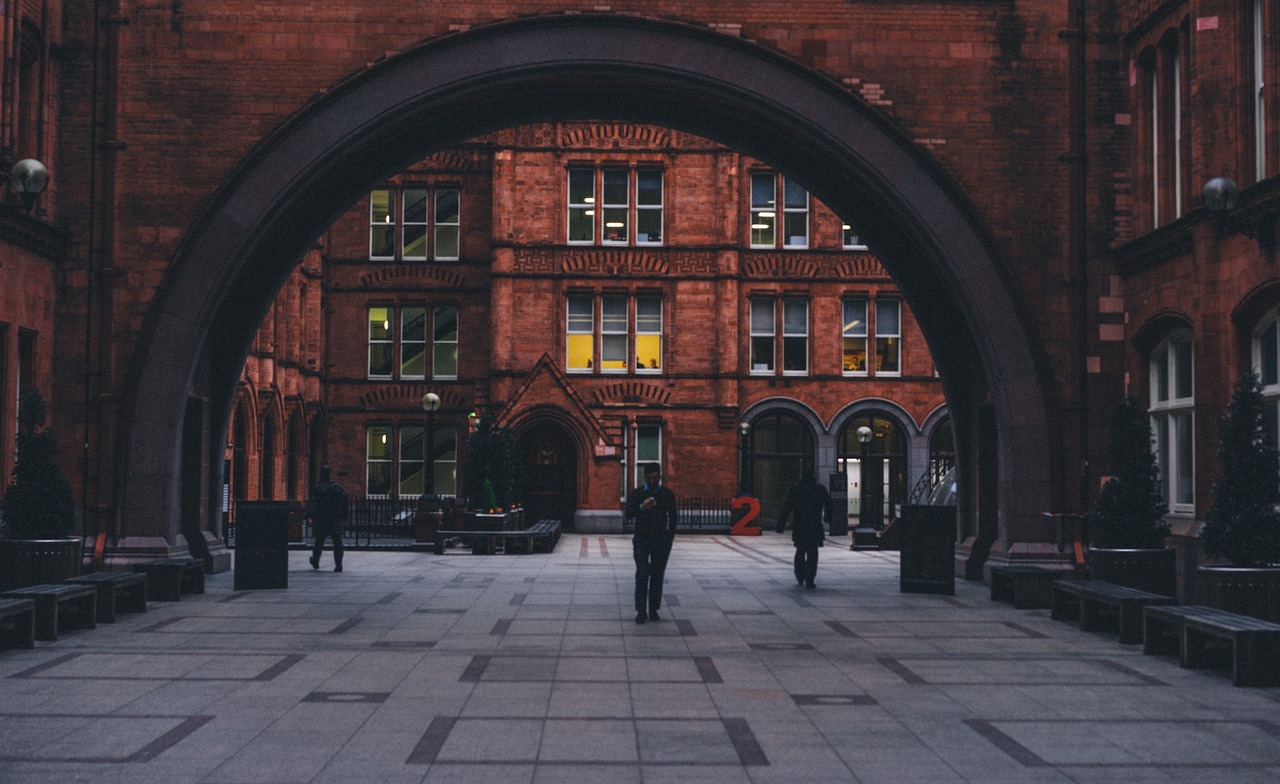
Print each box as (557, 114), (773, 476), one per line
(432, 305), (459, 379)
(1150, 62), (1161, 228)
(781, 298), (809, 375)
(399, 425), (425, 498)
(782, 176), (809, 249)
(601, 168), (629, 246)
(368, 306), (394, 379)
(635, 295), (663, 373)
(635, 169), (664, 245)
(875, 299), (902, 377)
(434, 187), (461, 261)
(567, 168), (596, 244)
(600, 294), (629, 373)
(633, 423), (663, 487)
(1149, 331), (1194, 514)
(842, 223), (867, 250)
(402, 187), (429, 260)
(400, 306), (427, 380)
(366, 426), (393, 497)
(842, 297), (869, 376)
(749, 297), (776, 374)
(749, 172), (776, 249)
(370, 189), (395, 260)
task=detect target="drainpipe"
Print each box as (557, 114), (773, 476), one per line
(1063, 0), (1091, 515)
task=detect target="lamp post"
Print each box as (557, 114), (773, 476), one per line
(852, 425), (877, 549)
(421, 392), (441, 499)
(8, 158), (49, 212)
(738, 420), (752, 495)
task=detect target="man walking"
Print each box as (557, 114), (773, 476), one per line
(776, 468), (833, 589)
(626, 463), (677, 624)
(308, 465), (349, 572)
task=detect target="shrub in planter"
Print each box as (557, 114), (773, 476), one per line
(1198, 375), (1280, 620)
(1201, 375), (1280, 567)
(1084, 397), (1174, 594)
(1, 390), (79, 589)
(463, 416), (521, 512)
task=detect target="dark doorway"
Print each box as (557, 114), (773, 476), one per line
(518, 422), (578, 531)
(747, 410), (815, 522)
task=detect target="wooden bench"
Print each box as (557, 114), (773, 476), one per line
(989, 565), (1060, 609)
(66, 572), (149, 623)
(1051, 579), (1177, 644)
(133, 557), (205, 601)
(1143, 604), (1280, 687)
(1, 584), (97, 641)
(0, 598), (36, 650)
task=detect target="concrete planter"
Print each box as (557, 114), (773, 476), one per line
(1087, 547), (1176, 597)
(0, 538), (82, 591)
(1197, 565), (1280, 623)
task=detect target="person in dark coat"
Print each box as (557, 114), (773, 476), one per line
(307, 465), (349, 572)
(776, 468), (833, 589)
(626, 463), (678, 624)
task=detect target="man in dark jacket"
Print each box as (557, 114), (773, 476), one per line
(308, 465), (349, 572)
(626, 463), (677, 624)
(776, 468), (833, 589)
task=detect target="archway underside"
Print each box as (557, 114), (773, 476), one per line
(115, 15), (1056, 572)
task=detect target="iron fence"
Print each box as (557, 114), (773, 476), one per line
(622, 495), (735, 533)
(228, 496), (457, 549)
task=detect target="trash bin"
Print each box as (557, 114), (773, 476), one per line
(234, 501), (291, 590)
(899, 504), (955, 595)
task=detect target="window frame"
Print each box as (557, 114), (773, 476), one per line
(566, 166), (665, 246)
(367, 303), (460, 381)
(842, 297), (869, 376)
(1149, 330), (1194, 514)
(565, 292), (665, 375)
(874, 299), (902, 377)
(365, 423), (459, 499)
(781, 298), (809, 375)
(367, 184), (462, 261)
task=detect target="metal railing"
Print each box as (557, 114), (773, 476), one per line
(623, 496), (735, 533)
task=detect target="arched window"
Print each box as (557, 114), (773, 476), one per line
(746, 409), (815, 521)
(1149, 330), (1193, 512)
(837, 414), (907, 528)
(1253, 307), (1280, 454)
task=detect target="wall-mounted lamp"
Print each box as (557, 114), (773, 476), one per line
(8, 158), (49, 212)
(1202, 176), (1240, 214)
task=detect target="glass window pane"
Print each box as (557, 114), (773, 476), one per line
(1154, 416), (1170, 503)
(751, 172), (775, 208)
(636, 208), (662, 244)
(434, 225), (459, 259)
(750, 299), (774, 334)
(401, 346), (425, 378)
(637, 425), (661, 461)
(1174, 335), (1193, 399)
(783, 177), (807, 208)
(567, 334), (594, 370)
(601, 296), (627, 333)
(602, 207), (628, 243)
(369, 344), (393, 377)
(368, 426), (392, 459)
(784, 211), (807, 247)
(370, 190), (395, 258)
(569, 169), (594, 204)
(568, 207), (594, 242)
(843, 337), (867, 372)
(636, 334), (662, 370)
(435, 188), (459, 224)
(876, 338), (900, 373)
(602, 334), (627, 369)
(1261, 319), (1278, 386)
(403, 225), (427, 259)
(844, 300), (867, 336)
(402, 307), (426, 341)
(403, 188), (428, 223)
(568, 169), (595, 243)
(637, 170), (662, 205)
(636, 296), (662, 331)
(371, 189), (394, 223)
(1153, 346), (1170, 402)
(1175, 412), (1193, 505)
(433, 307), (458, 342)
(783, 300), (807, 335)
(366, 427), (392, 496)
(602, 169), (628, 204)
(433, 344), (458, 377)
(750, 336), (775, 371)
(401, 426), (424, 461)
(368, 307), (391, 340)
(876, 300), (901, 336)
(783, 336), (807, 373)
(567, 296), (594, 332)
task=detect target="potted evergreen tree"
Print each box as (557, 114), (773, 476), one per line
(0, 389), (79, 590)
(1199, 374), (1280, 621)
(1085, 396), (1175, 595)
(460, 416), (522, 552)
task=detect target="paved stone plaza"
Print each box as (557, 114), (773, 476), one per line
(1, 534), (1278, 783)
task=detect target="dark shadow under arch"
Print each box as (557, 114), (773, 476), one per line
(117, 13), (1055, 564)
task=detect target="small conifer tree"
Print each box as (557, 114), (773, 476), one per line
(1086, 396), (1169, 548)
(2, 390), (76, 539)
(463, 417), (520, 511)
(1201, 375), (1280, 566)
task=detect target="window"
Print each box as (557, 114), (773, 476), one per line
(1253, 309), (1280, 454)
(1254, 0), (1268, 183)
(1150, 331), (1194, 512)
(750, 297), (808, 375)
(842, 298), (868, 374)
(367, 424), (457, 497)
(842, 223), (866, 250)
(749, 298), (775, 373)
(367, 305), (459, 380)
(368, 185), (461, 260)
(1140, 29), (1189, 230)
(565, 293), (664, 373)
(750, 171), (808, 249)
(633, 423), (662, 487)
(567, 167), (664, 245)
(875, 300), (901, 375)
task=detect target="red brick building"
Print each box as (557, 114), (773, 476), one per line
(3, 2), (1279, 576)
(254, 123), (948, 531)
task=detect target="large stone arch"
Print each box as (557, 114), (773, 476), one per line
(118, 14), (1054, 568)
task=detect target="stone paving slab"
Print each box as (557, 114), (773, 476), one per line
(0, 534), (1277, 783)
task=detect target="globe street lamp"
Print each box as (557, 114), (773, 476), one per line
(852, 425), (877, 548)
(421, 392), (441, 498)
(738, 420), (752, 495)
(8, 158), (49, 212)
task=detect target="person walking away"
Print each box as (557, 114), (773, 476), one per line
(626, 463), (677, 623)
(308, 465), (349, 572)
(776, 468), (833, 589)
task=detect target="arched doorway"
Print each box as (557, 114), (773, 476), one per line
(838, 414), (907, 530)
(115, 14), (1054, 569)
(518, 422), (579, 530)
(747, 410), (815, 522)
